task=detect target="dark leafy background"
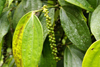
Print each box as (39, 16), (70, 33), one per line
(0, 0), (100, 67)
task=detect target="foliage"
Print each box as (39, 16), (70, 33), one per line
(0, 0), (100, 67)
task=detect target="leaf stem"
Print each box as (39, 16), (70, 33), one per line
(33, 4), (59, 13)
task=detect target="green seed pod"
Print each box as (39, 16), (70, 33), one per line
(51, 45), (53, 48)
(48, 24), (52, 27)
(52, 34), (55, 37)
(48, 17), (51, 20)
(48, 21), (51, 23)
(53, 37), (55, 40)
(50, 27), (54, 30)
(53, 44), (56, 46)
(54, 53), (57, 56)
(42, 5), (59, 62)
(51, 31), (54, 33)
(52, 40), (55, 43)
(46, 15), (49, 19)
(46, 11), (49, 14)
(54, 50), (57, 53)
(56, 57), (59, 59)
(46, 19), (49, 21)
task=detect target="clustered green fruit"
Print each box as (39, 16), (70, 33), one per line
(42, 5), (60, 61)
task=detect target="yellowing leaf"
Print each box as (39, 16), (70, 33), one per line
(8, 0), (13, 7)
(82, 40), (100, 67)
(13, 11), (43, 67)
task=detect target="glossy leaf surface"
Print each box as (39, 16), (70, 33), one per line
(60, 6), (91, 51)
(64, 45), (84, 67)
(0, 40), (2, 60)
(38, 37), (56, 67)
(0, 11), (10, 43)
(58, 0), (70, 6)
(8, 0), (13, 7)
(65, 0), (94, 11)
(39, 8), (55, 41)
(0, 0), (6, 16)
(82, 40), (100, 67)
(13, 0), (42, 28)
(13, 11), (43, 67)
(90, 5), (100, 40)
(0, 11), (10, 63)
(87, 0), (98, 8)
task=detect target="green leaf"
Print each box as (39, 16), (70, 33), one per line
(12, 11), (43, 67)
(3, 56), (15, 67)
(39, 8), (55, 41)
(0, 40), (2, 60)
(90, 5), (100, 40)
(8, 0), (13, 7)
(58, 0), (70, 6)
(87, 0), (98, 9)
(0, 11), (10, 43)
(60, 6), (91, 51)
(0, 0), (6, 16)
(57, 59), (64, 67)
(64, 45), (84, 67)
(65, 0), (94, 11)
(13, 0), (42, 28)
(8, 57), (15, 67)
(38, 37), (56, 67)
(82, 40), (100, 67)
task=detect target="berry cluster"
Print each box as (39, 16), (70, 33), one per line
(42, 5), (60, 61)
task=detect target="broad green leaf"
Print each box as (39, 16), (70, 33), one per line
(39, 8), (55, 41)
(47, 0), (55, 6)
(13, 0), (42, 28)
(60, 6), (91, 51)
(0, 40), (2, 60)
(0, 11), (10, 43)
(12, 11), (43, 67)
(98, 0), (100, 5)
(8, 0), (13, 7)
(65, 0), (94, 11)
(2, 56), (15, 67)
(0, 0), (6, 16)
(82, 40), (100, 67)
(90, 5), (100, 40)
(2, 64), (8, 67)
(8, 57), (15, 67)
(87, 0), (98, 9)
(58, 0), (70, 6)
(38, 37), (56, 67)
(57, 59), (64, 67)
(64, 45), (84, 67)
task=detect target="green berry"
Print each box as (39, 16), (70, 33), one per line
(46, 19), (49, 21)
(46, 15), (49, 19)
(56, 57), (59, 59)
(49, 38), (52, 42)
(46, 11), (49, 14)
(48, 24), (52, 27)
(51, 39), (54, 42)
(48, 17), (51, 20)
(42, 5), (59, 62)
(52, 37), (55, 40)
(50, 27), (54, 30)
(53, 44), (56, 46)
(51, 31), (54, 33)
(51, 45), (53, 48)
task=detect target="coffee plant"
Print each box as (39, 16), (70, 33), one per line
(0, 0), (100, 67)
